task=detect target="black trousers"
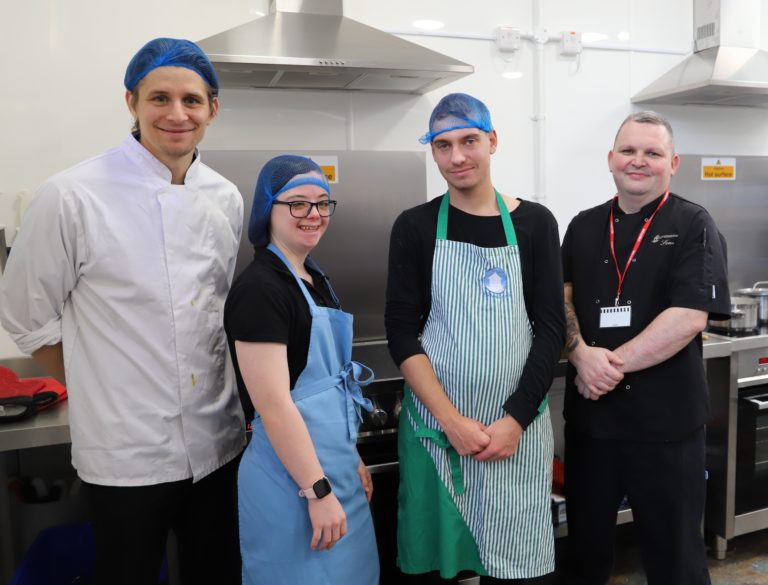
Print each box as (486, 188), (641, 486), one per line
(562, 426), (711, 585)
(82, 454), (242, 585)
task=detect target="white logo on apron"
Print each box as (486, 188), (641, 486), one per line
(483, 267), (508, 294)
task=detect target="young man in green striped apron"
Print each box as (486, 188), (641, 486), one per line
(385, 93), (566, 583)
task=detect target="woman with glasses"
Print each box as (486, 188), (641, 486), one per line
(224, 155), (379, 585)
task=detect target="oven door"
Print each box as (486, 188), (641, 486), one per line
(736, 385), (768, 515)
(358, 379), (403, 584)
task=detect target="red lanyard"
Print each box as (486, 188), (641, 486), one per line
(608, 190), (669, 305)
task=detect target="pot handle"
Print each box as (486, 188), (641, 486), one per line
(752, 281), (768, 289)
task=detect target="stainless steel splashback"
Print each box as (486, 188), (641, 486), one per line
(671, 155), (768, 289)
(202, 150), (427, 343)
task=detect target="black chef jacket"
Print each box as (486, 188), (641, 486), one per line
(562, 193), (730, 441)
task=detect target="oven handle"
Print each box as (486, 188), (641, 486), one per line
(744, 395), (768, 411)
(738, 375), (768, 389)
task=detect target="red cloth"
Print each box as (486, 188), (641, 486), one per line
(552, 456), (565, 494)
(0, 366), (46, 398)
(0, 366), (67, 418)
(25, 377), (68, 409)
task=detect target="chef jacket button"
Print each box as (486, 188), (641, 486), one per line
(644, 217), (650, 222)
(625, 384), (631, 390)
(604, 259), (609, 264)
(590, 341), (596, 346)
(632, 258), (637, 262)
(627, 300), (632, 305)
(614, 218), (619, 223)
(595, 299), (600, 304)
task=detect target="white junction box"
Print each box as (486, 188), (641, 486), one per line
(496, 26), (521, 52)
(560, 31), (582, 55)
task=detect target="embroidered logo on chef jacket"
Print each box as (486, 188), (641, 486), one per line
(651, 233), (678, 246)
(482, 267), (508, 295)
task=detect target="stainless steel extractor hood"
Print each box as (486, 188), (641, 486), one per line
(197, 0), (473, 94)
(633, 0), (768, 108)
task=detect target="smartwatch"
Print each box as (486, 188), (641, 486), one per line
(299, 477), (332, 499)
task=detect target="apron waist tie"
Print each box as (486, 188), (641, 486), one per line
(339, 362), (375, 440)
(293, 361), (374, 440)
(403, 388), (465, 495)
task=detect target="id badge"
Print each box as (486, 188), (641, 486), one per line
(599, 305), (631, 328)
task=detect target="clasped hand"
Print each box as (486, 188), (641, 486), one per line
(444, 414), (523, 462)
(571, 345), (624, 400)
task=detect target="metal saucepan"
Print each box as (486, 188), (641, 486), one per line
(708, 296), (759, 334)
(735, 281), (768, 326)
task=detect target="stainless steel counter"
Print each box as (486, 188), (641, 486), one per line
(0, 357), (70, 453)
(702, 334), (732, 359)
(0, 401), (70, 452)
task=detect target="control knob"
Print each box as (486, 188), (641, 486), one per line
(367, 399), (389, 427)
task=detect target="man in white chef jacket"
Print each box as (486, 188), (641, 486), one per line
(0, 38), (245, 584)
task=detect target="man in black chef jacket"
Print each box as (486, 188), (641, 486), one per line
(561, 111), (730, 585)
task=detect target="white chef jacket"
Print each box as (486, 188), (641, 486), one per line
(0, 136), (246, 486)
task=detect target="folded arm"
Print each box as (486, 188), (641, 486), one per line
(613, 307), (707, 373)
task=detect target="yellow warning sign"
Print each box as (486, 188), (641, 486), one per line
(701, 157), (735, 181)
(320, 165), (336, 183)
(309, 155), (339, 184)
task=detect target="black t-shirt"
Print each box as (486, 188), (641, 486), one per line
(385, 195), (566, 429)
(562, 193), (730, 440)
(224, 247), (338, 421)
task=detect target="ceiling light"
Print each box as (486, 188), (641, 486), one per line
(412, 20), (445, 31)
(617, 31), (631, 41)
(503, 71), (523, 80)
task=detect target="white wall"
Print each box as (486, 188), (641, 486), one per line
(2, 0), (768, 241)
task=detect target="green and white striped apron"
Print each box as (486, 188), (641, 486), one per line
(397, 192), (554, 579)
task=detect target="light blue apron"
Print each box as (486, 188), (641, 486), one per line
(238, 244), (379, 585)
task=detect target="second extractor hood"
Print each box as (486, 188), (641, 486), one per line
(197, 1), (473, 94)
(633, 0), (768, 108)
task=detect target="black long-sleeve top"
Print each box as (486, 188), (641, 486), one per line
(385, 195), (566, 429)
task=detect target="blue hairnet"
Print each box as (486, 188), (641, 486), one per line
(418, 93), (493, 144)
(124, 38), (219, 96)
(248, 155), (331, 247)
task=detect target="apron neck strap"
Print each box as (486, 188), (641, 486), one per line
(267, 243), (333, 309)
(436, 190), (517, 246)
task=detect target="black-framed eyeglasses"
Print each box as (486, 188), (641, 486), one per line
(273, 200), (337, 218)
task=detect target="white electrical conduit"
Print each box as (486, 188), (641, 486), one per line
(531, 0), (546, 204)
(383, 28), (689, 55)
